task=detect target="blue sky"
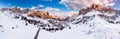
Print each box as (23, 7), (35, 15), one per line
(0, 0), (67, 10)
(0, 0), (120, 11)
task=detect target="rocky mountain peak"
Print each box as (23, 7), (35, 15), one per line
(0, 6), (30, 13)
(27, 10), (64, 21)
(79, 4), (114, 15)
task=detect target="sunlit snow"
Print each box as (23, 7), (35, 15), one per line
(0, 11), (120, 39)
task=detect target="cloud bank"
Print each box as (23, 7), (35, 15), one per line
(41, 7), (78, 17)
(60, 0), (116, 10)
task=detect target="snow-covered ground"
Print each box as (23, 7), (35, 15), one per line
(0, 11), (120, 39)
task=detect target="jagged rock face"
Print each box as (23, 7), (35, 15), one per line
(75, 4), (117, 24)
(79, 4), (114, 15)
(74, 4), (120, 24)
(11, 6), (22, 13)
(77, 4), (118, 24)
(91, 4), (102, 11)
(98, 13), (118, 19)
(91, 4), (114, 12)
(27, 10), (55, 19)
(0, 6), (30, 13)
(21, 8), (30, 13)
(74, 15), (95, 24)
(76, 10), (120, 24)
(0, 8), (9, 12)
(27, 10), (64, 21)
(102, 7), (114, 13)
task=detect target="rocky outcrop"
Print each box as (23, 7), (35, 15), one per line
(74, 15), (95, 24)
(0, 6), (30, 13)
(91, 4), (103, 11)
(79, 8), (91, 15)
(21, 8), (30, 13)
(10, 6), (22, 13)
(98, 14), (118, 20)
(27, 10), (54, 19)
(27, 10), (64, 21)
(74, 4), (120, 24)
(79, 4), (115, 15)
(0, 8), (10, 12)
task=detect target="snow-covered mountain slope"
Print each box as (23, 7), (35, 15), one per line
(1, 10), (120, 39)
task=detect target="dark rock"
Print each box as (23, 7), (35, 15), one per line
(2, 31), (4, 32)
(21, 16), (28, 20)
(25, 22), (28, 26)
(18, 15), (69, 32)
(69, 27), (71, 29)
(86, 31), (93, 34)
(22, 8), (30, 13)
(12, 27), (14, 29)
(75, 20), (82, 24)
(75, 16), (94, 24)
(116, 22), (120, 24)
(14, 16), (19, 19)
(16, 26), (18, 28)
(0, 25), (3, 27)
(107, 21), (114, 24)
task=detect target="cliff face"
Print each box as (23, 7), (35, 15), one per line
(11, 6), (22, 13)
(79, 4), (114, 15)
(27, 10), (64, 21)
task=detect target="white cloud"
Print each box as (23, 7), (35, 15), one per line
(31, 6), (36, 9)
(39, 4), (44, 8)
(43, 7), (61, 12)
(43, 7), (65, 16)
(43, 7), (78, 17)
(31, 4), (45, 9)
(60, 0), (116, 10)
